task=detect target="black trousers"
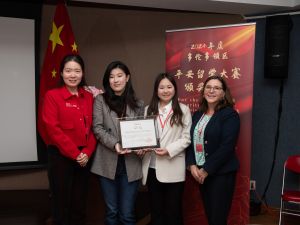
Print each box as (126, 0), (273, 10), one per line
(47, 146), (90, 225)
(200, 171), (236, 225)
(146, 168), (184, 225)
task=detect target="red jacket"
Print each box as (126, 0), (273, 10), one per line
(42, 86), (96, 160)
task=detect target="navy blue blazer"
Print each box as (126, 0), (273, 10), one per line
(186, 107), (240, 175)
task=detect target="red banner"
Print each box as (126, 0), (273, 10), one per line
(37, 1), (78, 143)
(166, 23), (256, 225)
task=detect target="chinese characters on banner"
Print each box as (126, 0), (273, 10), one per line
(166, 23), (256, 225)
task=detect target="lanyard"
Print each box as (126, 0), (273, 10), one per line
(197, 114), (210, 137)
(158, 109), (173, 129)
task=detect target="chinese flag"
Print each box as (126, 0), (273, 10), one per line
(38, 0), (78, 142)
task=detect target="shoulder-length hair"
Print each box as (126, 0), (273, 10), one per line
(147, 73), (183, 127)
(102, 60), (139, 112)
(199, 75), (235, 113)
(59, 54), (87, 87)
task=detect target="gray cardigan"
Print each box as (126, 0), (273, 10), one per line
(90, 94), (144, 182)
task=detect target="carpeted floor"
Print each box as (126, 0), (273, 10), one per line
(0, 175), (298, 225)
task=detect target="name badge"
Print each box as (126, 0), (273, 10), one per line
(196, 144), (203, 152)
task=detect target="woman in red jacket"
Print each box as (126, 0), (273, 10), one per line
(42, 54), (96, 225)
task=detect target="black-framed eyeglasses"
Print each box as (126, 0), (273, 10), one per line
(204, 85), (223, 92)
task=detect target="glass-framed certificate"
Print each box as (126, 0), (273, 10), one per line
(118, 116), (160, 150)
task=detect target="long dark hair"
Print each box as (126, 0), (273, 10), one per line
(199, 75), (234, 113)
(147, 73), (183, 127)
(102, 61), (139, 116)
(59, 54), (87, 87)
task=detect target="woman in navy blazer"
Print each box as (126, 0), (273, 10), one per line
(186, 75), (240, 225)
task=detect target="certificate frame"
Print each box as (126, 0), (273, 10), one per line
(117, 116), (160, 150)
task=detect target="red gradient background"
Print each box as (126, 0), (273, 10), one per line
(166, 24), (256, 225)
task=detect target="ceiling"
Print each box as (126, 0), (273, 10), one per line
(71, 0), (300, 17)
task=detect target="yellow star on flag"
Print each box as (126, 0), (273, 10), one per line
(49, 22), (64, 53)
(38, 2), (79, 143)
(51, 69), (57, 78)
(71, 41), (78, 52)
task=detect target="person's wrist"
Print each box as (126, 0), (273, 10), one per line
(189, 165), (197, 170)
(201, 168), (208, 176)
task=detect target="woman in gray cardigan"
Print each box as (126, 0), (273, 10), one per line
(90, 61), (144, 225)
